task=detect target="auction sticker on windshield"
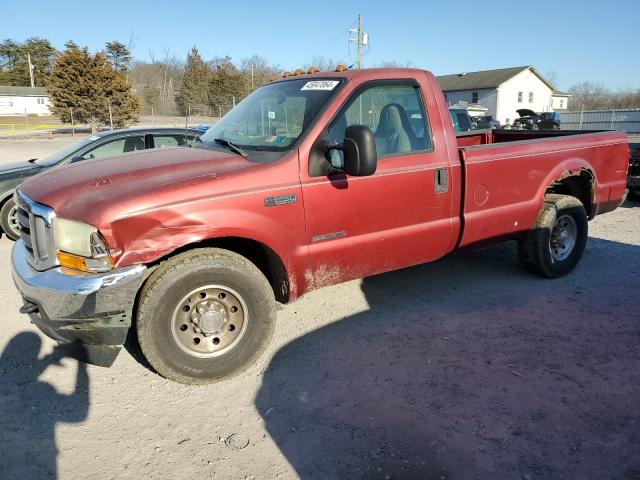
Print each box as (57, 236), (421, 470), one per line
(301, 80), (340, 91)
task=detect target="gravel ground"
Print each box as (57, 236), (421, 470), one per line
(0, 140), (639, 480)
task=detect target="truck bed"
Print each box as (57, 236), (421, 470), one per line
(455, 130), (629, 248)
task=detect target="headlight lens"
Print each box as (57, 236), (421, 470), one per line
(53, 218), (113, 272)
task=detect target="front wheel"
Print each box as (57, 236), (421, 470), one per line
(0, 197), (20, 241)
(136, 248), (276, 384)
(517, 194), (588, 278)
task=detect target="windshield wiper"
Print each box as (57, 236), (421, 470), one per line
(213, 138), (246, 157)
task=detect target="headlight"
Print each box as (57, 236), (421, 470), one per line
(53, 218), (114, 273)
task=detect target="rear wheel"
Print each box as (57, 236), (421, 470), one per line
(517, 194), (588, 278)
(0, 198), (20, 241)
(136, 248), (276, 384)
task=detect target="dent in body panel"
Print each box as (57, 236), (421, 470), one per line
(104, 187), (312, 301)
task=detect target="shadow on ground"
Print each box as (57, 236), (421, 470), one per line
(257, 239), (640, 479)
(0, 332), (89, 480)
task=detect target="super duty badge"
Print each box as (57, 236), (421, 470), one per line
(264, 193), (297, 207)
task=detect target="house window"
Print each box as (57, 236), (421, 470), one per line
(37, 97), (45, 104)
(560, 99), (564, 108)
(517, 91), (523, 103)
(471, 91), (478, 103)
(529, 92), (534, 103)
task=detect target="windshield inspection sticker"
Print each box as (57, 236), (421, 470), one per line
(301, 80), (340, 91)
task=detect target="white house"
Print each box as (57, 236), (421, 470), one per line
(551, 91), (571, 111)
(437, 66), (570, 125)
(0, 86), (51, 115)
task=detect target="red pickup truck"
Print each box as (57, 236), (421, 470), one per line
(11, 68), (629, 384)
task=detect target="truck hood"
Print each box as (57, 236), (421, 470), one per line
(19, 146), (262, 224)
(516, 109), (537, 118)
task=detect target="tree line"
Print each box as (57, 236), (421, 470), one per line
(0, 37), (346, 126)
(2, 36), (639, 131)
(567, 81), (640, 111)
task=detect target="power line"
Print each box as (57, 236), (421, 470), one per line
(310, 20), (356, 60)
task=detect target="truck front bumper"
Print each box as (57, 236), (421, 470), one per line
(11, 239), (146, 366)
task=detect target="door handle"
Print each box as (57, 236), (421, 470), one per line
(435, 168), (449, 193)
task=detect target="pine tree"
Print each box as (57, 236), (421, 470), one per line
(178, 47), (211, 113)
(104, 41), (132, 73)
(0, 37), (56, 86)
(48, 44), (140, 133)
(208, 57), (248, 108)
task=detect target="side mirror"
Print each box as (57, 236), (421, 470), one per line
(328, 125), (377, 177)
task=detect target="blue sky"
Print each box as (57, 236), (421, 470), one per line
(3, 0), (639, 90)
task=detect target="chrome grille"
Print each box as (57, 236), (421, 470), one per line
(15, 190), (57, 271)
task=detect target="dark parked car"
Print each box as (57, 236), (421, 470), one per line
(512, 109), (561, 130)
(0, 128), (203, 240)
(474, 115), (500, 129)
(449, 108), (474, 132)
(628, 143), (640, 201)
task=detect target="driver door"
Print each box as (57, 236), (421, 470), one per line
(301, 81), (454, 287)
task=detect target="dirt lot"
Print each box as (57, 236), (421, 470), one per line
(0, 140), (638, 480)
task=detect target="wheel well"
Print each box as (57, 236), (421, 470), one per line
(546, 169), (595, 219)
(0, 192), (15, 232)
(150, 237), (290, 304)
(0, 192), (13, 209)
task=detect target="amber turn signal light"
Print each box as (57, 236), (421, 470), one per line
(57, 251), (114, 273)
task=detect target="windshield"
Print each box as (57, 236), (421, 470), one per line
(200, 78), (343, 162)
(34, 136), (96, 166)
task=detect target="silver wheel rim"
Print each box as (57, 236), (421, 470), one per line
(550, 214), (577, 262)
(7, 204), (19, 237)
(171, 285), (248, 358)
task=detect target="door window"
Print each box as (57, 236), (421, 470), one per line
(153, 134), (198, 148)
(81, 135), (145, 160)
(327, 83), (432, 159)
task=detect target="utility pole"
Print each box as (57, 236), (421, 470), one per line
(349, 15), (368, 69)
(27, 53), (35, 88)
(357, 15), (362, 69)
(108, 103), (114, 130)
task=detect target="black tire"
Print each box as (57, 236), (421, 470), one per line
(628, 189), (640, 202)
(0, 197), (20, 241)
(137, 248), (276, 384)
(517, 194), (588, 278)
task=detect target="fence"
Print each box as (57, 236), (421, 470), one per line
(560, 109), (640, 133)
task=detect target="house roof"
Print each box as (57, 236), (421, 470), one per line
(0, 86), (48, 97)
(552, 90), (571, 97)
(437, 66), (554, 92)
